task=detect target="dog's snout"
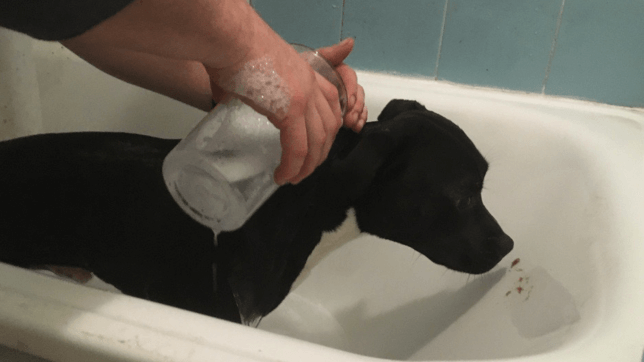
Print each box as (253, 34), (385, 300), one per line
(487, 234), (514, 257)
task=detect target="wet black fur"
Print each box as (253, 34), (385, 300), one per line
(0, 100), (512, 323)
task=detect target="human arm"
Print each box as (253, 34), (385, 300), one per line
(62, 0), (342, 185)
(61, 44), (215, 111)
(63, 36), (368, 127)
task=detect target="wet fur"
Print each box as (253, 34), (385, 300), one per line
(0, 100), (512, 324)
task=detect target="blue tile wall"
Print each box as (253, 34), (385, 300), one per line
(253, 0), (644, 108)
(251, 0), (343, 49)
(437, 0), (562, 94)
(545, 0), (644, 108)
(340, 0), (444, 77)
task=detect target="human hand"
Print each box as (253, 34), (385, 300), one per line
(206, 27), (346, 185)
(208, 38), (367, 185)
(317, 38), (368, 133)
(210, 38), (368, 132)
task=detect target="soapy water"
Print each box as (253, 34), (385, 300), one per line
(163, 98), (281, 231)
(196, 98), (281, 178)
(163, 47), (345, 232)
(224, 56), (290, 120)
(169, 152), (279, 231)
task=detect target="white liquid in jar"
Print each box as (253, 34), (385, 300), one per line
(163, 98), (281, 231)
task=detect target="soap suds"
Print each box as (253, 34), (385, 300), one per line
(195, 98), (282, 182)
(165, 97), (282, 231)
(224, 56), (290, 119)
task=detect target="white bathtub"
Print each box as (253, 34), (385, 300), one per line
(1, 39), (643, 362)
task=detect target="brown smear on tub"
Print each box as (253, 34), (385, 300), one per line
(505, 257), (533, 299)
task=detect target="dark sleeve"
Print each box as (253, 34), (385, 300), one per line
(0, 0), (136, 41)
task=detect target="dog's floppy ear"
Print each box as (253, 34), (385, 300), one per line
(331, 124), (400, 201)
(377, 99), (428, 122)
(332, 98), (428, 200)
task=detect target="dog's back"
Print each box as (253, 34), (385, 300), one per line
(0, 100), (513, 325)
(1, 133), (175, 266)
(0, 132), (228, 317)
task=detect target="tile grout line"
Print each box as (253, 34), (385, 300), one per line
(434, 0), (450, 80)
(542, 0), (566, 94)
(340, 0), (346, 41)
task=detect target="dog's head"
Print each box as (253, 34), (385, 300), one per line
(345, 99), (513, 274)
(218, 99), (513, 324)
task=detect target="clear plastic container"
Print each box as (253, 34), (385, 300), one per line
(162, 44), (347, 231)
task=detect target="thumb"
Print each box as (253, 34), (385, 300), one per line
(317, 38), (354, 66)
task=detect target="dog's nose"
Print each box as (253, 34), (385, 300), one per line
(496, 234), (514, 256)
(486, 234), (514, 257)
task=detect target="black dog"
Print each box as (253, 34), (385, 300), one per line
(0, 100), (513, 325)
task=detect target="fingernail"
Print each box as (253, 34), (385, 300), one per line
(349, 95), (356, 109)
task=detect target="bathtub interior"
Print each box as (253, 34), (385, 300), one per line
(1, 42), (644, 362)
(257, 87), (623, 360)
